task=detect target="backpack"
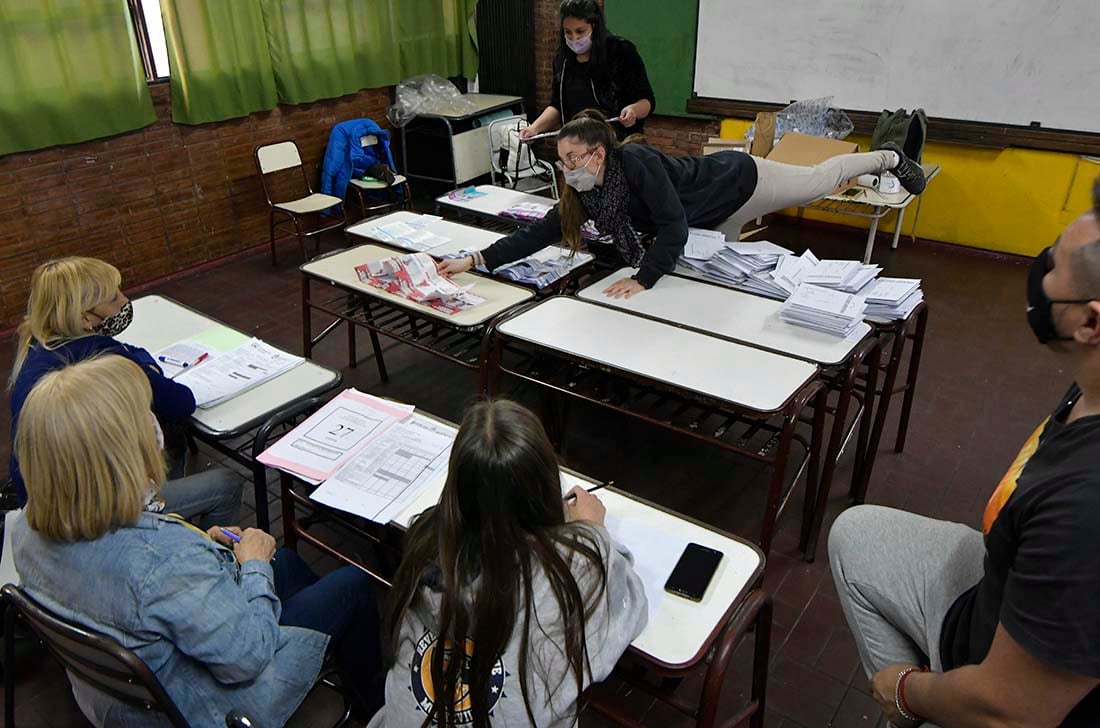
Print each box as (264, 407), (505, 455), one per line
(871, 108), (928, 163)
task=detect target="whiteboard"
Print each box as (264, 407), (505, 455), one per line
(694, 0), (1100, 134)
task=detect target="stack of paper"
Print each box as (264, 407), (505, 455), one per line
(682, 228), (727, 262)
(500, 202), (553, 223)
(355, 252), (486, 315)
(694, 241), (794, 286)
(580, 220), (613, 243)
(363, 215), (450, 252)
(257, 390), (414, 484)
(864, 277), (924, 319)
(778, 283), (868, 337)
(175, 338), (303, 408)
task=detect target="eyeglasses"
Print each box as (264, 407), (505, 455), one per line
(555, 150), (594, 172)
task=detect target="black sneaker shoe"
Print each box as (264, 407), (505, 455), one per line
(881, 141), (926, 195)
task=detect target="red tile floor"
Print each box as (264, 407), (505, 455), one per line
(0, 213), (1064, 727)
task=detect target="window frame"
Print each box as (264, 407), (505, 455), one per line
(126, 0), (168, 83)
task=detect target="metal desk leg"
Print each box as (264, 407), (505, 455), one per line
(891, 207), (907, 250)
(862, 214), (881, 264)
(910, 194), (926, 244)
(895, 305), (929, 453)
(301, 277), (313, 358)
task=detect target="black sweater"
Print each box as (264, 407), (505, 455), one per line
(551, 36), (655, 136)
(481, 145), (759, 288)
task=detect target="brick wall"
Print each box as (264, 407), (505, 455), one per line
(531, 0), (718, 156)
(0, 84), (392, 329)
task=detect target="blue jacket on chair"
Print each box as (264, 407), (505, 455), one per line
(320, 119), (398, 210)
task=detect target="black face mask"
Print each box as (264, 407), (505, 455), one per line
(93, 300), (134, 337)
(1026, 247), (1091, 344)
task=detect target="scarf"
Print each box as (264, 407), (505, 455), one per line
(580, 152), (644, 266)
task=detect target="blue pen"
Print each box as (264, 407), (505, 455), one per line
(219, 527), (241, 543)
(158, 355), (190, 368)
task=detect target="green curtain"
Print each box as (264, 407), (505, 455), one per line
(0, 0), (156, 156)
(261, 0), (478, 106)
(160, 0), (278, 124)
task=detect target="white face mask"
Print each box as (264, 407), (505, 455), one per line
(565, 33), (592, 55)
(563, 152), (602, 192)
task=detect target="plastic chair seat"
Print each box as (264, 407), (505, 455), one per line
(349, 174), (407, 191)
(274, 193), (343, 215)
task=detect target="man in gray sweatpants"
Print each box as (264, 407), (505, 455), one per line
(830, 197), (1100, 728)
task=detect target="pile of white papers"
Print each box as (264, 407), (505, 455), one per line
(442, 247), (594, 289)
(355, 252), (486, 315)
(175, 338), (303, 408)
(362, 215), (450, 252)
(256, 389), (414, 483)
(778, 283), (868, 337)
(864, 277), (924, 319)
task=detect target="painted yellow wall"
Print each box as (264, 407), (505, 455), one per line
(719, 118), (1100, 257)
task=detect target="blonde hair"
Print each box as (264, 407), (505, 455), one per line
(17, 355), (165, 541)
(9, 257), (123, 387)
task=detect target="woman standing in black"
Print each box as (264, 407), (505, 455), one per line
(519, 0), (655, 141)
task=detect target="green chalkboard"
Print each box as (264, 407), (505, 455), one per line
(604, 0), (702, 118)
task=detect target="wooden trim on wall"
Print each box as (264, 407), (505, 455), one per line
(686, 96), (1100, 156)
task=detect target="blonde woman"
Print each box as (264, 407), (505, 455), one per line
(7, 257), (240, 529)
(11, 355), (382, 726)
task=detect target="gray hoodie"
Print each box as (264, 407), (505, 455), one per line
(368, 524), (648, 727)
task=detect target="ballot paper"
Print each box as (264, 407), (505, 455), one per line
(683, 228), (727, 261)
(310, 414), (457, 523)
(363, 215), (450, 252)
(447, 186), (489, 202)
(778, 283), (868, 337)
(355, 252), (486, 315)
(153, 341), (212, 379)
(603, 510), (688, 628)
(864, 277), (924, 319)
(442, 246), (594, 289)
(500, 202), (553, 223)
(175, 338), (303, 408)
(256, 389), (414, 483)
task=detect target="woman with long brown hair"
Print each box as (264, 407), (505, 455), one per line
(368, 400), (647, 727)
(439, 110), (926, 299)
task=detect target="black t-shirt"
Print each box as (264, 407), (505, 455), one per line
(940, 384), (1100, 726)
(561, 59), (600, 122)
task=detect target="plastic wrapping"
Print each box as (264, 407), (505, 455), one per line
(744, 96), (854, 145)
(387, 75), (477, 127)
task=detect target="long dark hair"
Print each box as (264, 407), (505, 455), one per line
(386, 400), (608, 728)
(555, 0), (611, 69)
(558, 109), (645, 253)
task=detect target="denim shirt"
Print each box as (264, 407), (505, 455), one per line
(12, 512), (328, 727)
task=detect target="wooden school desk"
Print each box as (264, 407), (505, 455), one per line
(803, 163), (942, 264)
(299, 244), (533, 388)
(484, 296), (825, 557)
(578, 270), (882, 560)
(273, 408), (770, 728)
(671, 264), (930, 506)
(116, 295), (341, 530)
(434, 184), (555, 231)
(346, 211), (593, 294)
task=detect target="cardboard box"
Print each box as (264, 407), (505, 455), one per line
(702, 137), (748, 156)
(765, 132), (861, 194)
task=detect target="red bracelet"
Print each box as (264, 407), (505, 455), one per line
(897, 666), (928, 721)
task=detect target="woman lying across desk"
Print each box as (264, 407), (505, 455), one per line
(438, 111), (926, 298)
(369, 400), (647, 727)
(7, 256), (240, 529)
(11, 355), (382, 726)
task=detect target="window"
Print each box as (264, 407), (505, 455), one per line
(128, 0), (170, 80)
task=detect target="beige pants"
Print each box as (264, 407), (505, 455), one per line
(717, 150), (897, 239)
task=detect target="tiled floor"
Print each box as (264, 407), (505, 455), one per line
(0, 210), (1064, 727)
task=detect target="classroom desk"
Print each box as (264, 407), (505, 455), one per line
(671, 264), (930, 503)
(803, 163), (942, 264)
(346, 211), (592, 294)
(273, 405), (770, 728)
(299, 244), (533, 388)
(578, 270), (882, 559)
(434, 184), (555, 231)
(116, 295), (342, 530)
(400, 94), (524, 186)
(484, 296), (825, 556)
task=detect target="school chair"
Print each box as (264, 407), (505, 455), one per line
(255, 141), (345, 266)
(346, 133), (411, 221)
(488, 116), (559, 199)
(1, 584), (352, 728)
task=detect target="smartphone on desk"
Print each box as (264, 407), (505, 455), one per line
(664, 543), (723, 602)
